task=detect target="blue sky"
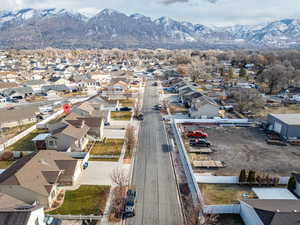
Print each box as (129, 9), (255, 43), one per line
(1, 0), (300, 26)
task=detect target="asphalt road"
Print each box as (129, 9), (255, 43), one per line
(126, 82), (183, 225)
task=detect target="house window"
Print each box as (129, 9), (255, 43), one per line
(48, 140), (56, 147)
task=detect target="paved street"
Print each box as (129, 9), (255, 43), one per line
(126, 83), (183, 225)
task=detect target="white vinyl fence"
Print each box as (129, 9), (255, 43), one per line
(0, 109), (64, 152)
(195, 175), (290, 185)
(195, 175), (239, 184)
(203, 204), (241, 214)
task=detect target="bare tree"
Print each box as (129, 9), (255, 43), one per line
(125, 125), (136, 158)
(257, 64), (291, 94)
(111, 168), (129, 187)
(232, 88), (265, 113)
(189, 62), (209, 82)
(109, 168), (130, 222)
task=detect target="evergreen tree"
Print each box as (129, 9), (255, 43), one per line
(288, 176), (297, 191)
(239, 169), (247, 183)
(247, 170), (256, 183)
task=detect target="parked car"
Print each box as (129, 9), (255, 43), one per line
(104, 122), (110, 126)
(189, 139), (211, 147)
(123, 189), (136, 218)
(136, 113), (144, 121)
(120, 107), (132, 111)
(152, 104), (162, 110)
(7, 106), (15, 110)
(152, 82), (158, 86)
(83, 162), (89, 170)
(187, 130), (208, 138)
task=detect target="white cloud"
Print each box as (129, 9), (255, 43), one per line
(78, 7), (99, 17)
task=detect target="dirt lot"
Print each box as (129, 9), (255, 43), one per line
(182, 125), (300, 176)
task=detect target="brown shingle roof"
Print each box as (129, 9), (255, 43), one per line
(60, 123), (89, 140)
(0, 106), (38, 124)
(0, 151), (80, 197)
(243, 200), (300, 225)
(0, 211), (31, 225)
(0, 82), (18, 89)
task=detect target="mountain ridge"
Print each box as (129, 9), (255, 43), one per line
(0, 8), (300, 49)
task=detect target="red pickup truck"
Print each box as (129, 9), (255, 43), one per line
(187, 130), (208, 138)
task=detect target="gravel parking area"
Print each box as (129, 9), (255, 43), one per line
(183, 125), (300, 176)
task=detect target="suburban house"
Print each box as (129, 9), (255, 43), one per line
(0, 206), (45, 225)
(41, 85), (70, 95)
(23, 80), (47, 93)
(189, 96), (221, 118)
(65, 112), (105, 140)
(0, 82), (18, 92)
(72, 102), (95, 117)
(181, 91), (203, 108)
(240, 199), (300, 225)
(0, 192), (46, 225)
(0, 151), (83, 208)
(89, 96), (119, 111)
(78, 78), (101, 90)
(267, 114), (300, 139)
(0, 106), (38, 128)
(48, 77), (71, 86)
(112, 80), (129, 89)
(45, 120), (90, 152)
(2, 87), (33, 100)
(292, 173), (300, 197)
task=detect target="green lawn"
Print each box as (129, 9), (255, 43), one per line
(90, 139), (124, 155)
(219, 214), (245, 225)
(0, 161), (13, 169)
(6, 129), (48, 151)
(111, 111), (132, 120)
(49, 185), (110, 215)
(199, 184), (255, 205)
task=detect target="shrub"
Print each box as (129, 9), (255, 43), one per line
(0, 151), (14, 161)
(288, 176), (297, 192)
(239, 169), (247, 183)
(247, 170), (256, 183)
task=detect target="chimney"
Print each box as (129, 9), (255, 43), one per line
(76, 119), (85, 128)
(80, 120), (85, 128)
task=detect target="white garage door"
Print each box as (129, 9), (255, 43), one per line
(273, 121), (282, 133)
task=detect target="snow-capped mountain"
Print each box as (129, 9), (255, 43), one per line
(0, 8), (300, 49)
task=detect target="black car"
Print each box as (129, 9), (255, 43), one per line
(137, 113), (144, 121)
(152, 104), (162, 110)
(189, 138), (211, 147)
(123, 189), (136, 218)
(120, 107), (132, 111)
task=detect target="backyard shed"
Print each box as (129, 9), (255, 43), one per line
(267, 113), (300, 139)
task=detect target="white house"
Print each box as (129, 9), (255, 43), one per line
(240, 199), (300, 225)
(292, 173), (300, 197)
(0, 206), (46, 225)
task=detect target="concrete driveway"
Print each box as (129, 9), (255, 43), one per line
(104, 128), (126, 139)
(79, 161), (130, 186)
(110, 120), (131, 128)
(104, 120), (131, 139)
